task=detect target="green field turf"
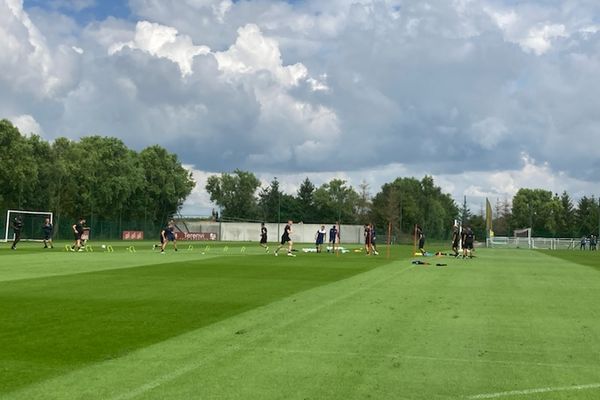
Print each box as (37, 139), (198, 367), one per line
(1, 242), (599, 399)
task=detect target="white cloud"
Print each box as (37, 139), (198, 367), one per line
(0, 0), (71, 97)
(9, 114), (43, 136)
(109, 21), (210, 76)
(1, 0), (600, 214)
(521, 23), (567, 55)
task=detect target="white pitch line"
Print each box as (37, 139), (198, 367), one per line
(110, 263), (416, 400)
(467, 383), (600, 399)
(252, 346), (588, 370)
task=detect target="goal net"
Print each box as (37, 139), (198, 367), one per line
(514, 227), (532, 248)
(3, 210), (53, 243)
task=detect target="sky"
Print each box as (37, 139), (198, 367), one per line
(2, 0), (599, 215)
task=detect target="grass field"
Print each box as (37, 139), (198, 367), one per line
(1, 241), (599, 399)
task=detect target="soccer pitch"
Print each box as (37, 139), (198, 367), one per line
(1, 243), (599, 399)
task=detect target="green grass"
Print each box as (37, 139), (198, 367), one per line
(1, 242), (599, 399)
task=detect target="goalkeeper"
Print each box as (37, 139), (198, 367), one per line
(10, 216), (23, 250)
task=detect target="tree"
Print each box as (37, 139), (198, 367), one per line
(206, 169), (260, 220)
(356, 180), (372, 223)
(370, 176), (458, 240)
(0, 120), (38, 210)
(576, 196), (598, 236)
(511, 188), (558, 236)
(558, 191), (576, 237)
(258, 178), (281, 222)
(137, 145), (195, 223)
(313, 179), (360, 223)
(296, 177), (315, 222)
(0, 121), (195, 238)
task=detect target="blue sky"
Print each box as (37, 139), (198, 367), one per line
(24, 0), (131, 23)
(3, 0), (600, 215)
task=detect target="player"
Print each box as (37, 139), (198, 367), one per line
(462, 226), (475, 258)
(10, 216), (23, 250)
(364, 224), (372, 255)
(71, 217), (85, 252)
(370, 223), (379, 255)
(451, 223), (461, 257)
(315, 225), (326, 253)
(42, 217), (54, 249)
(160, 219), (178, 253)
(260, 222), (269, 252)
(328, 224), (339, 253)
(416, 225), (426, 254)
(275, 220), (295, 257)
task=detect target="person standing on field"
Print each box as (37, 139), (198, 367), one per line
(364, 224), (372, 255)
(42, 218), (54, 249)
(260, 222), (269, 253)
(462, 226), (475, 258)
(329, 224), (339, 253)
(10, 216), (23, 250)
(416, 225), (426, 255)
(315, 225), (326, 253)
(451, 223), (461, 257)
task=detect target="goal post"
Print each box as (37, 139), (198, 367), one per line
(514, 227), (532, 249)
(3, 210), (53, 243)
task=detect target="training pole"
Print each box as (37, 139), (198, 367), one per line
(336, 222), (341, 257)
(386, 222), (392, 259)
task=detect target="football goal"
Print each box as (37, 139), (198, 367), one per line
(3, 210), (53, 243)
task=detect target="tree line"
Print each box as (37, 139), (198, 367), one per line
(0, 119), (194, 237)
(206, 170), (460, 240)
(487, 189), (599, 238)
(207, 171), (600, 240)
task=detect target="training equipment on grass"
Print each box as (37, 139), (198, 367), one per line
(240, 247), (246, 253)
(85, 245), (94, 252)
(188, 245), (194, 251)
(412, 260), (448, 266)
(105, 245), (114, 253)
(3, 210), (53, 243)
(223, 246), (229, 253)
(127, 246), (136, 253)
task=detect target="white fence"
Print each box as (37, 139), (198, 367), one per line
(177, 221), (368, 244)
(486, 237), (582, 250)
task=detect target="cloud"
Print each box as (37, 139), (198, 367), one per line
(1, 0), (600, 216)
(0, 0), (74, 97)
(9, 114), (44, 136)
(109, 21), (210, 76)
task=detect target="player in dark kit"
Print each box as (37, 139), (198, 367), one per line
(416, 225), (426, 255)
(328, 224), (339, 253)
(370, 223), (379, 255)
(160, 219), (178, 253)
(451, 223), (460, 257)
(275, 220), (295, 257)
(462, 226), (475, 258)
(10, 216), (23, 250)
(315, 225), (326, 253)
(364, 224), (372, 255)
(260, 222), (269, 253)
(42, 218), (54, 249)
(71, 218), (85, 252)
